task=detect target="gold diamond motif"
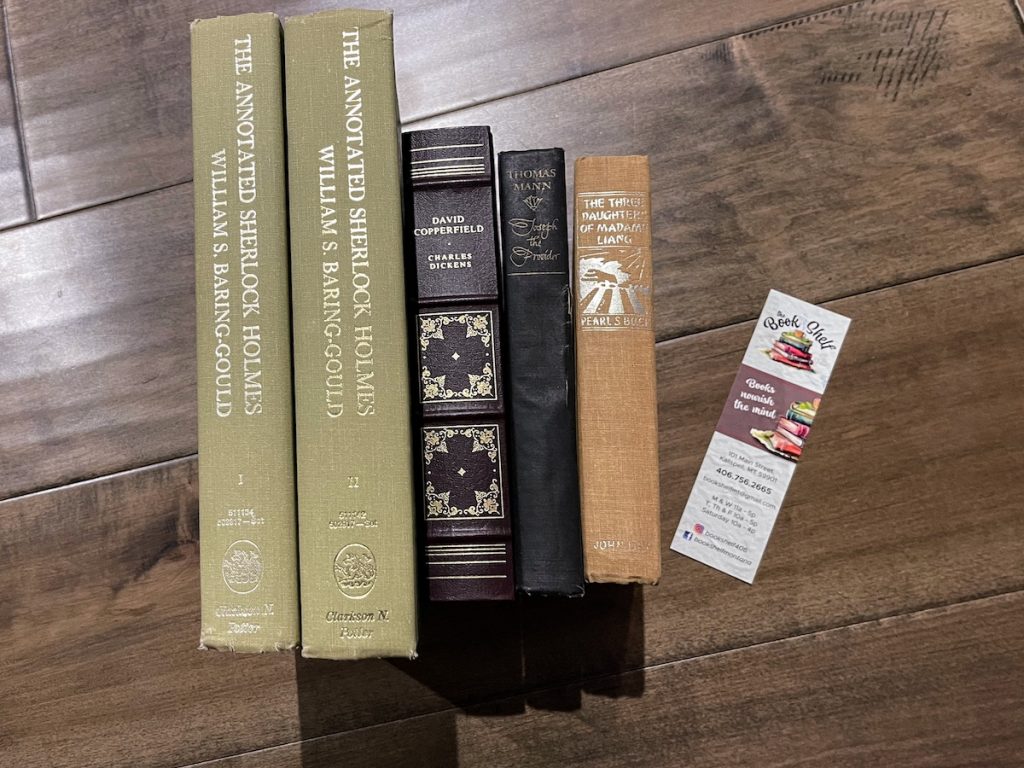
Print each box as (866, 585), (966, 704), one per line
(457, 467), (466, 476)
(418, 312), (496, 402)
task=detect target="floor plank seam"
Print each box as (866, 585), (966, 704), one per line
(171, 589), (1024, 768)
(0, 174), (190, 235)
(1008, 0), (1024, 37)
(0, 0), (35, 221)
(0, 453), (198, 507)
(403, 0), (856, 126)
(661, 248), (1024, 343)
(740, 2), (860, 38)
(2, 249), (1023, 505)
(0, 2), (862, 229)
(2, 2), (1023, 765)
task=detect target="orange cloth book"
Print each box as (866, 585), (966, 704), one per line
(574, 156), (661, 584)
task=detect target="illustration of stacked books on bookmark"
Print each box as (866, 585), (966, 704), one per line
(765, 328), (814, 371)
(751, 398), (819, 462)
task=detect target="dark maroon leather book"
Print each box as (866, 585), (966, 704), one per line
(402, 126), (515, 601)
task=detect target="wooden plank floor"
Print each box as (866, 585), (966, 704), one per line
(1, 1), (1023, 766)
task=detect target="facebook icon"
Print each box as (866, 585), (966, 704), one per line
(682, 530), (693, 541)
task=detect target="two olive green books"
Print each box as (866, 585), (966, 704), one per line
(193, 10), (417, 659)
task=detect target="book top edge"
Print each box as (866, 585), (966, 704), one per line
(574, 155), (651, 189)
(403, 126), (495, 185)
(282, 8), (393, 28)
(498, 147), (565, 157)
(575, 155), (649, 166)
(403, 125), (493, 142)
(190, 12), (279, 29)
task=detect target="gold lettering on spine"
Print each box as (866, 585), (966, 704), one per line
(342, 29), (375, 417)
(210, 148), (233, 417)
(319, 143), (344, 418)
(232, 34), (264, 416)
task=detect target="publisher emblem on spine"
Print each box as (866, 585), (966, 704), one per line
(222, 540), (264, 595)
(333, 543), (377, 599)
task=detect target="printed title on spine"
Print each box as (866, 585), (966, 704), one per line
(208, 34), (265, 418)
(318, 28), (377, 419)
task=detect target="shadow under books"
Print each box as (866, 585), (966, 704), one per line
(292, 585), (645, 765)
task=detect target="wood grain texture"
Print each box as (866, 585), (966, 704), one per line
(3, 257), (1023, 768)
(193, 594), (1024, 768)
(648, 255), (1024, 662)
(0, 185), (196, 499)
(4, 0), (1024, 500)
(0, 458), (538, 768)
(3, 0), (840, 217)
(0, 8), (30, 227)
(414, 0), (1024, 341)
(3, 1), (1023, 764)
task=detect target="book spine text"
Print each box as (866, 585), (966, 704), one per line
(285, 9), (417, 658)
(192, 13), (299, 651)
(499, 148), (584, 596)
(403, 126), (515, 601)
(574, 155), (661, 584)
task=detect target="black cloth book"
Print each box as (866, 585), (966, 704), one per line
(498, 148), (584, 596)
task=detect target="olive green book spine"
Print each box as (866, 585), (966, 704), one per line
(192, 14), (298, 651)
(284, 10), (418, 659)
